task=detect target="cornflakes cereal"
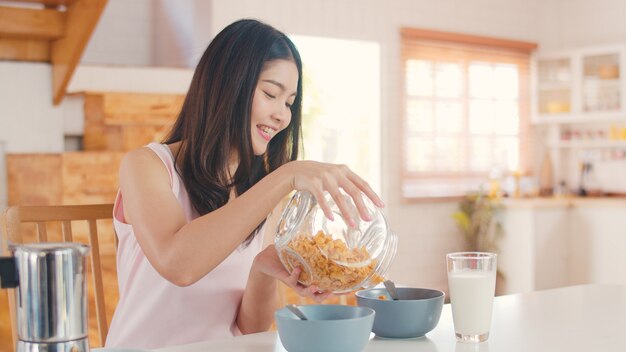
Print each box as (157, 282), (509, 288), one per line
(378, 295), (387, 300)
(283, 230), (384, 292)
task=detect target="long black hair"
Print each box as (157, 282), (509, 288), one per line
(164, 19), (303, 245)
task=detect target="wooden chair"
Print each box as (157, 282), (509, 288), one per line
(0, 204), (115, 349)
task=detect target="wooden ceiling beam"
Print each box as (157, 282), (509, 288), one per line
(8, 0), (76, 6)
(0, 37), (50, 61)
(51, 0), (107, 105)
(0, 6), (65, 40)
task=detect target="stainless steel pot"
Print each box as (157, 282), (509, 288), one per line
(1, 242), (90, 352)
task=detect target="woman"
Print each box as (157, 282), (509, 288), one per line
(105, 19), (383, 349)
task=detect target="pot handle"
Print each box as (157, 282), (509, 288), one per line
(0, 257), (18, 288)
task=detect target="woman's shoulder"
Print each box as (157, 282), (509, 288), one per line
(122, 144), (162, 164)
(119, 144), (170, 180)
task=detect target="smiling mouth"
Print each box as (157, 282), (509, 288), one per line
(257, 124), (276, 142)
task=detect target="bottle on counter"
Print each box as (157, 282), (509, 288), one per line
(554, 180), (569, 197)
(582, 162), (602, 197)
(578, 162), (590, 197)
(539, 151), (554, 197)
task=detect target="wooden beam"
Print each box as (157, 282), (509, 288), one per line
(401, 27), (538, 53)
(0, 37), (50, 61)
(0, 6), (65, 40)
(9, 0), (76, 6)
(51, 0), (107, 105)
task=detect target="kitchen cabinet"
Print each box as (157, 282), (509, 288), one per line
(498, 197), (626, 295)
(569, 204), (626, 286)
(533, 44), (626, 194)
(498, 199), (570, 294)
(534, 44), (626, 124)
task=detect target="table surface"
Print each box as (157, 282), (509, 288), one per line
(153, 284), (626, 352)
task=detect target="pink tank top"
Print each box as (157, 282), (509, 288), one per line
(105, 143), (264, 349)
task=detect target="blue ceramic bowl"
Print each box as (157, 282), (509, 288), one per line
(275, 304), (375, 352)
(355, 287), (444, 338)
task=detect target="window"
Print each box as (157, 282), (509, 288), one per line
(290, 35), (381, 194)
(401, 28), (536, 199)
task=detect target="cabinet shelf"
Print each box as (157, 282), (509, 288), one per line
(583, 77), (620, 87)
(550, 140), (626, 149)
(538, 82), (572, 91)
(533, 113), (626, 125)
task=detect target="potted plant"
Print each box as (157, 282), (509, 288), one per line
(452, 191), (506, 294)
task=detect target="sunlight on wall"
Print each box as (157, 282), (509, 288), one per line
(290, 35), (381, 194)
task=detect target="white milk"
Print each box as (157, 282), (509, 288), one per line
(448, 270), (496, 336)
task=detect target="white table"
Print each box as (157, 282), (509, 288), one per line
(155, 284), (626, 352)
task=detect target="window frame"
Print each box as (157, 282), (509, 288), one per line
(400, 28), (537, 201)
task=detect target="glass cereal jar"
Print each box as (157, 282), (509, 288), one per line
(275, 190), (397, 293)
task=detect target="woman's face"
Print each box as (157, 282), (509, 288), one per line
(250, 59), (298, 155)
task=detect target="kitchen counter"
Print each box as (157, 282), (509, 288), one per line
(152, 284), (626, 352)
(498, 196), (626, 295)
(501, 195), (626, 208)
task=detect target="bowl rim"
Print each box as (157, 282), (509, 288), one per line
(275, 304), (375, 322)
(355, 287), (445, 302)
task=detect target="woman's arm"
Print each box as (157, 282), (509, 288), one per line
(236, 247), (281, 334)
(120, 148), (293, 286)
(120, 148), (382, 287)
(236, 246), (329, 334)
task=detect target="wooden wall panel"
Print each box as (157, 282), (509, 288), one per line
(6, 152), (122, 207)
(83, 125), (123, 151)
(0, 291), (11, 350)
(83, 92), (183, 151)
(101, 92), (184, 123)
(121, 124), (170, 150)
(7, 154), (62, 206)
(61, 151), (123, 205)
(84, 93), (105, 123)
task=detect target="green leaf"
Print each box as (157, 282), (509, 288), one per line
(452, 212), (471, 233)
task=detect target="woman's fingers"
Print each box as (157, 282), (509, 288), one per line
(285, 267), (302, 286)
(346, 170), (384, 208)
(310, 291), (332, 302)
(339, 182), (371, 222)
(292, 284), (331, 302)
(291, 160), (384, 225)
(269, 261), (331, 302)
(311, 189), (334, 221)
(341, 170), (384, 222)
(325, 184), (357, 227)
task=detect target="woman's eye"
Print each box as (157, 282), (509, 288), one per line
(285, 102), (293, 109)
(264, 91), (276, 99)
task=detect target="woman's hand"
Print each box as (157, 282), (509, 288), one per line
(253, 244), (331, 302)
(284, 160), (384, 227)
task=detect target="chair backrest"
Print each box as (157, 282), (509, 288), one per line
(0, 204), (115, 349)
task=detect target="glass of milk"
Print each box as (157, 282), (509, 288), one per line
(446, 252), (497, 343)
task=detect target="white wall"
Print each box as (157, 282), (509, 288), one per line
(0, 62), (64, 153)
(81, 0), (155, 66)
(153, 0), (214, 67)
(81, 0), (213, 68)
(539, 0), (626, 51)
(0, 141), (6, 212)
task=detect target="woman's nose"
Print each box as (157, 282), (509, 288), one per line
(271, 104), (290, 123)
